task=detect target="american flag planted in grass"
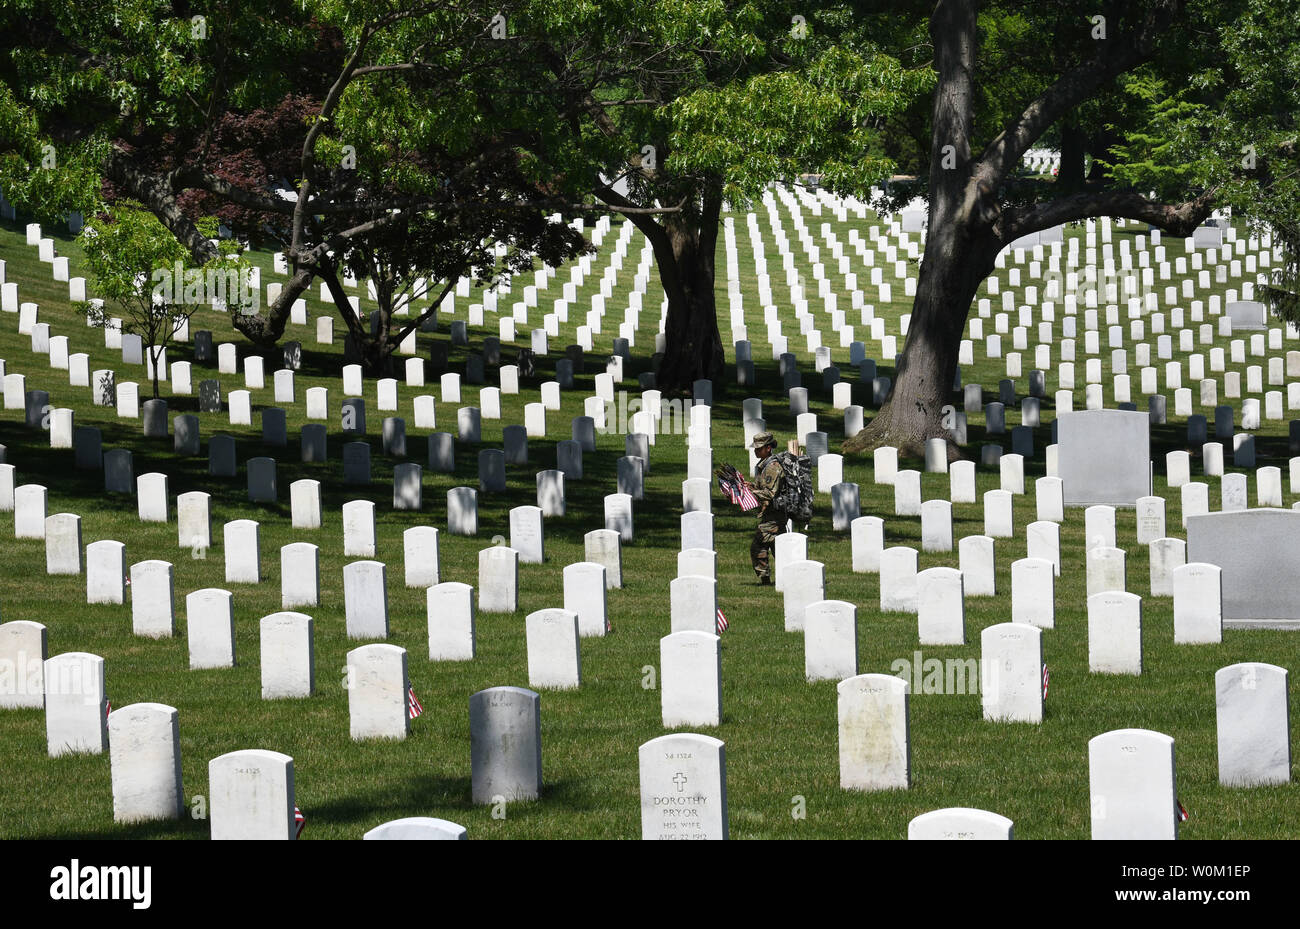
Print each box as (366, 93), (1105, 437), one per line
(295, 807), (305, 839)
(408, 685), (424, 719)
(715, 464), (759, 511)
(716, 608), (728, 634)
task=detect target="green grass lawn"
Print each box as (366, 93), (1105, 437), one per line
(0, 201), (1295, 839)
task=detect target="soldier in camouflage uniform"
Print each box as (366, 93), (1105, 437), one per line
(750, 432), (798, 584)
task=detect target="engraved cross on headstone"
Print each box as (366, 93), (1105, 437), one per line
(673, 772), (688, 792)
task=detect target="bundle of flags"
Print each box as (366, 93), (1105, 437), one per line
(408, 685), (424, 719)
(716, 608), (728, 634)
(715, 464), (759, 512)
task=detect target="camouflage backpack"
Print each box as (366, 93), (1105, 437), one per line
(771, 451), (814, 523)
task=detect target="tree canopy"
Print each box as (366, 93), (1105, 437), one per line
(1, 0), (1296, 405)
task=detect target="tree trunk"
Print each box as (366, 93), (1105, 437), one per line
(1086, 129), (1115, 184)
(842, 0), (1212, 461)
(1057, 121), (1087, 191)
(230, 266), (311, 348)
(844, 218), (998, 459)
(845, 0), (988, 461)
(652, 183), (724, 394)
(319, 262), (401, 377)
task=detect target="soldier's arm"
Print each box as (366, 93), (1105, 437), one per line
(752, 460), (782, 506)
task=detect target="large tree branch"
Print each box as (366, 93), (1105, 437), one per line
(291, 23), (375, 263)
(104, 149), (220, 264)
(997, 186), (1219, 243)
(975, 0), (1185, 188)
(592, 181), (668, 242)
(393, 277), (459, 348)
(593, 183), (686, 306)
(228, 265), (314, 347)
(174, 167), (298, 215)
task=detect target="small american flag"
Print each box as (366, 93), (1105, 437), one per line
(105, 699), (111, 719)
(716, 464), (759, 512)
(408, 685), (424, 719)
(605, 616), (612, 633)
(1178, 800), (1189, 822)
(294, 806), (305, 838)
(1041, 664), (1049, 702)
(715, 608), (728, 634)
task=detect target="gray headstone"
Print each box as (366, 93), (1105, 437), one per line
(173, 415), (200, 456)
(342, 398), (367, 436)
(246, 457), (276, 503)
(572, 416), (596, 452)
(1056, 410), (1149, 506)
(478, 449), (506, 492)
(1187, 510), (1300, 628)
(300, 424), (327, 463)
(470, 686), (541, 803)
(428, 432), (455, 472)
(393, 463), (423, 511)
(332, 440), (370, 487)
(832, 482), (861, 531)
(199, 379), (222, 414)
(503, 425), (528, 466)
(142, 399), (168, 438)
(382, 417), (407, 457)
(104, 449), (134, 494)
(261, 408), (288, 448)
(74, 426), (103, 470)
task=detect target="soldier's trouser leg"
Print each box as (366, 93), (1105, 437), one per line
(751, 518), (784, 579)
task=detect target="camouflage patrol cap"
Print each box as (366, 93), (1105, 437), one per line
(750, 431), (777, 449)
